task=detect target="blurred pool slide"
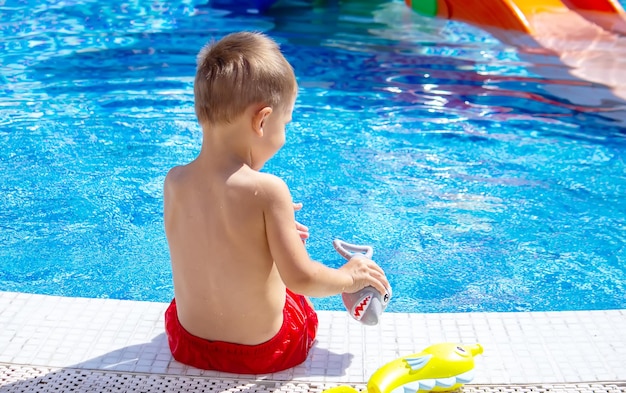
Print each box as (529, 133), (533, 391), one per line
(402, 0), (626, 126)
(405, 0), (626, 35)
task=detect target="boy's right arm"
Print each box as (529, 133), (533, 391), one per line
(259, 174), (389, 297)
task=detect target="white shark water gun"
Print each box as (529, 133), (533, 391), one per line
(322, 342), (484, 393)
(333, 239), (392, 326)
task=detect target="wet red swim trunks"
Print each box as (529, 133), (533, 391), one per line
(164, 289), (318, 374)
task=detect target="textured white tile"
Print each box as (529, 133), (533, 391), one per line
(1, 291), (626, 384)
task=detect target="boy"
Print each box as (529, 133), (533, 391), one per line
(163, 31), (389, 374)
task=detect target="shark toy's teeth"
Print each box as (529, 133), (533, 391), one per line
(352, 295), (371, 320)
(404, 355), (432, 371)
(418, 379), (436, 390)
(392, 371), (474, 393)
(456, 369), (476, 383)
(435, 377), (456, 388)
(402, 382), (421, 393)
(388, 381), (420, 393)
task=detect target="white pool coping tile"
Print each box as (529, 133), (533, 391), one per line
(0, 291), (624, 385)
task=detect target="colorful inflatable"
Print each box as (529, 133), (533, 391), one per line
(404, 0), (626, 35)
(322, 342), (484, 393)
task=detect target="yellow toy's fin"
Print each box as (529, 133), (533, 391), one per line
(405, 355), (432, 370)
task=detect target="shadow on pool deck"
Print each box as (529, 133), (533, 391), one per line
(0, 333), (358, 392)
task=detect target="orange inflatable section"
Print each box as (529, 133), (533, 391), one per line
(433, 0), (531, 33)
(422, 0), (626, 34)
(563, 0), (626, 34)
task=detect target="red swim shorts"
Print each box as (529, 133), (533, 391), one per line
(164, 289), (318, 374)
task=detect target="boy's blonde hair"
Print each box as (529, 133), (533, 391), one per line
(194, 32), (297, 126)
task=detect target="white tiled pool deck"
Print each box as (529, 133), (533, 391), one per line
(1, 291), (625, 392)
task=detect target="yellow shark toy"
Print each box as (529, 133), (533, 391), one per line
(322, 342), (483, 393)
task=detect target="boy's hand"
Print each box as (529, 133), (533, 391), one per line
(339, 255), (389, 296)
(293, 202), (309, 243)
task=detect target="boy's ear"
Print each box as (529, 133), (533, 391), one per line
(252, 106), (273, 137)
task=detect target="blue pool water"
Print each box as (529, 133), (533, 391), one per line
(1, 0), (625, 313)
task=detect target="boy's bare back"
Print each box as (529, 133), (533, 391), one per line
(164, 159), (289, 345)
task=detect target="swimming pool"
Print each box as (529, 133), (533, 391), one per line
(1, 0), (625, 313)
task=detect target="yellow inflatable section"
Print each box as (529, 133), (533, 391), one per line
(322, 342), (483, 393)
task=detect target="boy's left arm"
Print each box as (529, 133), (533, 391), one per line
(293, 202), (309, 243)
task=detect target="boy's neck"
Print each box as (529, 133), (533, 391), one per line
(197, 121), (259, 171)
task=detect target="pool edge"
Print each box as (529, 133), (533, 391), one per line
(0, 291), (624, 387)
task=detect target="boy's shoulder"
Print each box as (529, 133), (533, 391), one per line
(164, 165), (188, 190)
(165, 164), (185, 180)
(163, 164), (199, 200)
(249, 170), (291, 199)
(234, 170), (293, 208)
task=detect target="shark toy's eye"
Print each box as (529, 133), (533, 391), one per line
(455, 346), (468, 356)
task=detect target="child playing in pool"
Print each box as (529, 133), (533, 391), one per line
(162, 31), (389, 374)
